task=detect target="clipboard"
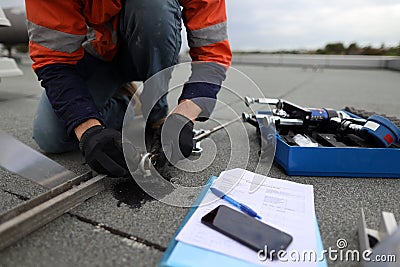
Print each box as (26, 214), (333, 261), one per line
(159, 176), (327, 267)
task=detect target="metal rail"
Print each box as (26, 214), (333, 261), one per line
(0, 171), (107, 251)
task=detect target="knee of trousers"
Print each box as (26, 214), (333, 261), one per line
(32, 113), (78, 154)
(120, 0), (182, 77)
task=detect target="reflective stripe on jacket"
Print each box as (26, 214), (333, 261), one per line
(26, 0), (121, 71)
(26, 0), (231, 71)
(180, 0), (231, 68)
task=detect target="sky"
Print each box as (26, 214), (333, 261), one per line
(225, 0), (400, 51)
(1, 0), (400, 51)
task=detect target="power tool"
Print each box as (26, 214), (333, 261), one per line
(243, 97), (400, 148)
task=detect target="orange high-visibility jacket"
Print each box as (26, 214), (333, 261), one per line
(26, 0), (232, 72)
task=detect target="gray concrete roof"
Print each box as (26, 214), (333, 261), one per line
(0, 61), (399, 267)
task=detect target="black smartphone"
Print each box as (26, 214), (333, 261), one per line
(201, 205), (293, 259)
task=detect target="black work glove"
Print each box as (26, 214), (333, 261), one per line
(79, 125), (130, 177)
(150, 113), (194, 168)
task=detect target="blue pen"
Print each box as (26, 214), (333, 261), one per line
(210, 187), (262, 220)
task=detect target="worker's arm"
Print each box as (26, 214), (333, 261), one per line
(152, 0), (232, 167)
(26, 0), (106, 136)
(26, 0), (129, 177)
(35, 63), (104, 137)
(178, 0), (232, 119)
(26, 0), (121, 137)
(179, 0), (231, 67)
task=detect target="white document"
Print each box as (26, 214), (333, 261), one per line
(175, 168), (317, 266)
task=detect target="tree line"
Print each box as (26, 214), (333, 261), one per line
(234, 42), (400, 56)
(315, 42), (400, 56)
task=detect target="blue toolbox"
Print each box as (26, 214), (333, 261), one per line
(243, 97), (400, 178)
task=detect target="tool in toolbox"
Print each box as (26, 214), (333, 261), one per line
(138, 96), (400, 176)
(242, 96), (400, 148)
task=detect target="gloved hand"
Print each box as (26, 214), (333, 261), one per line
(79, 125), (130, 177)
(150, 113), (194, 168)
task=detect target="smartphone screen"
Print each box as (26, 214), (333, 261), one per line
(201, 205), (293, 259)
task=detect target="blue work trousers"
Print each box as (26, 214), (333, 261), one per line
(32, 0), (182, 153)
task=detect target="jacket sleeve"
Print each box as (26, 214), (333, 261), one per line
(36, 63), (105, 136)
(26, 0), (104, 136)
(180, 0), (232, 68)
(179, 0), (232, 118)
(26, 0), (87, 71)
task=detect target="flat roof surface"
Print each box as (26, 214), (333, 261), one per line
(0, 61), (399, 267)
